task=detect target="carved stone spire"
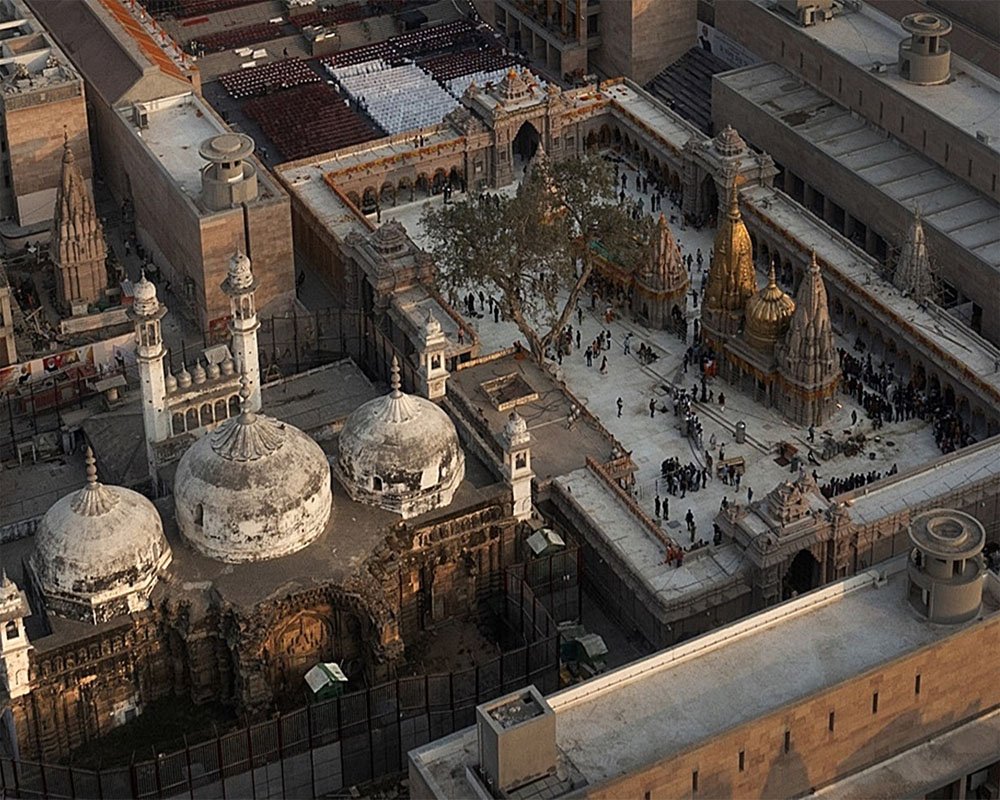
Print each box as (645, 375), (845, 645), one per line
(776, 252), (840, 425)
(52, 135), (107, 313)
(703, 174), (757, 341)
(640, 214), (688, 294)
(894, 210), (935, 301)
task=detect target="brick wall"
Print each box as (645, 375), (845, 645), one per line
(584, 614), (1000, 798)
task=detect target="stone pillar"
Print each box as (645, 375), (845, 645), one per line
(418, 311), (449, 400)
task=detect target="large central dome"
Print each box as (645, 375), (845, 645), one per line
(337, 357), (464, 518)
(173, 380), (332, 562)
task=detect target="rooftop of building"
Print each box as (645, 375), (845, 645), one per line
(0, 0), (79, 94)
(717, 62), (1000, 272)
(115, 90), (283, 212)
(447, 350), (623, 484)
(554, 466), (748, 609)
(411, 558), (1000, 797)
(25, 0), (195, 107)
(746, 0), (1000, 151)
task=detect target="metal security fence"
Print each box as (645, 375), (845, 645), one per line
(0, 562), (570, 799)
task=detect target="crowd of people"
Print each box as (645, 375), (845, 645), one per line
(820, 464), (899, 499)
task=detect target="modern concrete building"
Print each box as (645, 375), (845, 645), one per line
(410, 528), (1000, 799)
(712, 0), (1000, 344)
(491, 0), (697, 83)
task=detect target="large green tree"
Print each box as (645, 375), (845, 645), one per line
(421, 153), (648, 362)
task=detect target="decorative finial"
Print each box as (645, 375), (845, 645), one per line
(810, 250), (820, 273)
(238, 373), (252, 411)
(63, 127), (69, 147)
(767, 258), (778, 286)
(85, 446), (98, 484)
(390, 355), (402, 396)
(727, 172), (741, 218)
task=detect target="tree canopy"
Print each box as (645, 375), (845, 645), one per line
(421, 153), (649, 362)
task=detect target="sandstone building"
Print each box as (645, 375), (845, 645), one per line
(488, 0), (697, 84)
(410, 511), (1000, 799)
(0, 0), (91, 232)
(27, 0), (295, 331)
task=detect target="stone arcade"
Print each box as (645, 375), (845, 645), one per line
(0, 255), (532, 761)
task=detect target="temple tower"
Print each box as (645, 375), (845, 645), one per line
(702, 173), (757, 346)
(0, 570), (32, 700)
(221, 251), (262, 413)
(127, 274), (170, 484)
(633, 213), (690, 330)
(418, 310), (449, 400)
(775, 251), (840, 426)
(52, 136), (107, 314)
(894, 210), (935, 302)
(502, 412), (534, 522)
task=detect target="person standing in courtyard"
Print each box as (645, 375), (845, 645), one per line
(617, 396), (623, 417)
(649, 398), (656, 418)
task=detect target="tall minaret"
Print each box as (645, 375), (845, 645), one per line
(893, 210), (935, 302)
(502, 411), (534, 521)
(221, 251), (261, 412)
(127, 273), (170, 484)
(776, 251), (840, 426)
(702, 172), (757, 345)
(0, 570), (33, 700)
(52, 134), (108, 313)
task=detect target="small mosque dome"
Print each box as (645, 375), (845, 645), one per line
(177, 364), (192, 389)
(504, 411), (529, 445)
(132, 274), (160, 317)
(165, 371), (178, 393)
(337, 357), (465, 518)
(29, 448), (171, 624)
(745, 263), (796, 349)
(206, 360), (221, 380)
(173, 379), (332, 563)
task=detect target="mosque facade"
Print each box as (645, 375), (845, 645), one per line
(0, 255), (530, 762)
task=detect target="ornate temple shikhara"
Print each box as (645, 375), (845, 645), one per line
(51, 136), (108, 314)
(702, 175), (841, 426)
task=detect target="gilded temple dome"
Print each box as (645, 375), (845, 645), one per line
(337, 357), (465, 519)
(29, 448), (171, 624)
(745, 262), (796, 349)
(173, 379), (333, 563)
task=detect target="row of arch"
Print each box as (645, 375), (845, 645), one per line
(346, 167), (465, 213)
(171, 395), (242, 438)
(584, 123), (686, 196)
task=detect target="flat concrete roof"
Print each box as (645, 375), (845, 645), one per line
(124, 93), (227, 201)
(842, 435), (1000, 526)
(746, 0), (1000, 151)
(555, 467), (747, 609)
(411, 561), (1000, 797)
(718, 62), (1000, 272)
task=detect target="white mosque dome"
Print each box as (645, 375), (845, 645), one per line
(29, 448), (171, 624)
(173, 380), (332, 563)
(337, 357), (464, 518)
